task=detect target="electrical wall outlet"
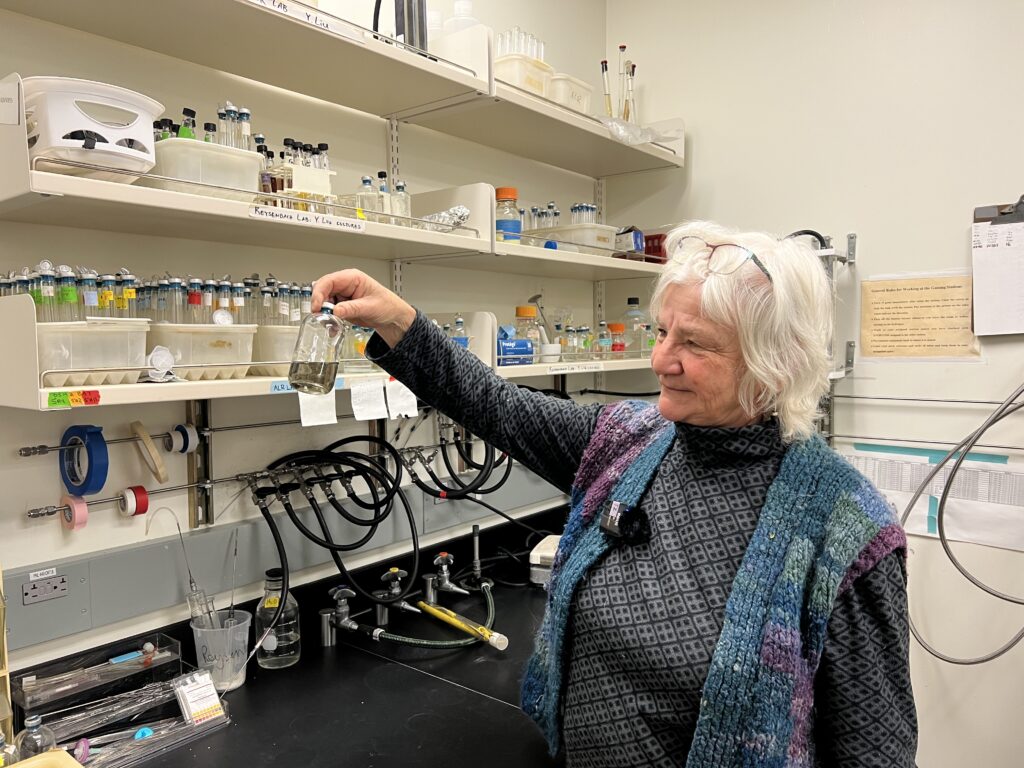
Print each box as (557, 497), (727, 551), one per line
(22, 575), (69, 605)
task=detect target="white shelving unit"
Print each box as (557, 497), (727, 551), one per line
(0, 0), (684, 179)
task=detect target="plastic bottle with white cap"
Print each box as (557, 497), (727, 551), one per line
(443, 0), (480, 35)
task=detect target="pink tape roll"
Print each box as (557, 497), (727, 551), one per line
(61, 494), (89, 530)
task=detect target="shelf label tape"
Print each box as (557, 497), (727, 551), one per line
(547, 363), (604, 375)
(244, 0), (364, 43)
(249, 205), (367, 234)
(270, 378), (344, 394)
(47, 390), (101, 408)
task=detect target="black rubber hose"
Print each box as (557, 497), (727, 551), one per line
(476, 453), (513, 495)
(453, 430), (487, 470)
(254, 493), (289, 644)
(439, 439), (494, 490)
(416, 444), (495, 499)
(785, 229), (828, 248)
(372, 0), (382, 33)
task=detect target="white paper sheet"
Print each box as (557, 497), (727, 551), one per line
(350, 378), (389, 421)
(297, 391), (338, 427)
(385, 378), (419, 418)
(971, 221), (1024, 335)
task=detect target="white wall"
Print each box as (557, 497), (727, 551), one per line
(0, 3), (607, 667)
(604, 1), (1024, 765)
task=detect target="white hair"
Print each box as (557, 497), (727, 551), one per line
(650, 221), (833, 442)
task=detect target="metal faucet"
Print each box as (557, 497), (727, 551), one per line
(433, 552), (469, 596)
(320, 586), (357, 647)
(373, 567), (421, 627)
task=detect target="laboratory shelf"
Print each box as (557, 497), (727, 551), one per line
(416, 241), (664, 281)
(496, 358), (652, 379)
(0, 171), (491, 261)
(401, 82), (685, 178)
(0, 0), (488, 119)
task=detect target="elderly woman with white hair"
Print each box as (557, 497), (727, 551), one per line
(312, 222), (917, 768)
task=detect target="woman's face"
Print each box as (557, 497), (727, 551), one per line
(650, 282), (754, 427)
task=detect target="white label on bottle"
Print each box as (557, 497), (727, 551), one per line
(218, 297), (230, 309)
(232, 297), (245, 307)
(263, 295), (272, 307)
(203, 293), (213, 306)
(279, 301), (289, 316)
(41, 285), (55, 297)
(290, 309), (301, 321)
(84, 290), (99, 307)
(301, 300), (311, 314)
(248, 205), (367, 234)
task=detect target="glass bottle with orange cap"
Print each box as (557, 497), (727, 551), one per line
(495, 186), (522, 242)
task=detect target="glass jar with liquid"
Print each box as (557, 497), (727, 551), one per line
(255, 568), (300, 669)
(289, 302), (346, 394)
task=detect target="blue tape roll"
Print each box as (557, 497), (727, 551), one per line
(60, 425), (109, 496)
(174, 424), (190, 454)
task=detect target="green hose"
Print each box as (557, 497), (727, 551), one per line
(373, 582), (496, 649)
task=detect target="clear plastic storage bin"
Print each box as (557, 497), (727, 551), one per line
(148, 324), (256, 380)
(522, 223), (618, 256)
(251, 326), (300, 377)
(37, 319), (149, 386)
(142, 138), (261, 201)
(494, 54), (554, 97)
(549, 73), (593, 114)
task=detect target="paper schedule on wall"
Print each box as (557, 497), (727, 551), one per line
(971, 221), (1024, 336)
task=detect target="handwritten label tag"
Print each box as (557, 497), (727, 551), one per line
(349, 378), (389, 421)
(298, 390), (338, 427)
(243, 0), (364, 43)
(385, 378), (418, 418)
(547, 362), (603, 375)
(47, 390), (101, 408)
(249, 205), (367, 234)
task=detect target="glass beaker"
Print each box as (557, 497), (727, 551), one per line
(191, 609), (252, 692)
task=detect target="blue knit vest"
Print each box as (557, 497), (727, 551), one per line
(520, 401), (906, 766)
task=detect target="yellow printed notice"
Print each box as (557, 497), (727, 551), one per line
(860, 276), (980, 358)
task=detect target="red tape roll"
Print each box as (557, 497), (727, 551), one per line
(129, 485), (149, 516)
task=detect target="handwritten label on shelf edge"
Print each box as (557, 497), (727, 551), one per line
(547, 362), (604, 375)
(270, 378), (345, 394)
(243, 0), (363, 43)
(47, 390), (101, 409)
(249, 206), (368, 234)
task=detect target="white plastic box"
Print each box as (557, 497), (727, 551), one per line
(549, 73), (593, 114)
(494, 54), (554, 97)
(143, 138), (261, 201)
(37, 319), (149, 386)
(22, 76), (163, 183)
(251, 326), (300, 377)
(148, 324), (257, 380)
(522, 222), (618, 257)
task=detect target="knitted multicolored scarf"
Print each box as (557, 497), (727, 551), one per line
(520, 401), (906, 766)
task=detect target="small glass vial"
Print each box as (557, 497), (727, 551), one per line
(154, 279), (170, 323)
(641, 323), (656, 358)
(152, 120), (163, 144)
(37, 268), (57, 322)
(216, 109), (228, 145)
(215, 280), (230, 313)
(0, 731), (21, 765)
(495, 187), (521, 242)
(159, 118), (173, 141)
(77, 270), (99, 318)
(203, 122), (217, 143)
(15, 714), (56, 759)
(288, 302), (346, 394)
(178, 107), (197, 139)
(223, 103), (239, 148)
(392, 180), (411, 225)
(317, 142), (330, 171)
(451, 315), (469, 349)
(186, 278), (203, 324)
(166, 277), (185, 324)
(259, 285), (277, 326)
(578, 326), (594, 359)
(289, 285), (302, 325)
(96, 274), (116, 319)
(377, 171), (392, 224)
(594, 321), (612, 359)
(356, 175), (379, 219)
(277, 283), (293, 325)
(117, 272), (138, 319)
(56, 267), (80, 322)
(564, 326), (578, 361)
(256, 568), (301, 669)
(238, 107), (253, 151)
(609, 322), (626, 359)
(300, 284), (313, 318)
(201, 279), (217, 323)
